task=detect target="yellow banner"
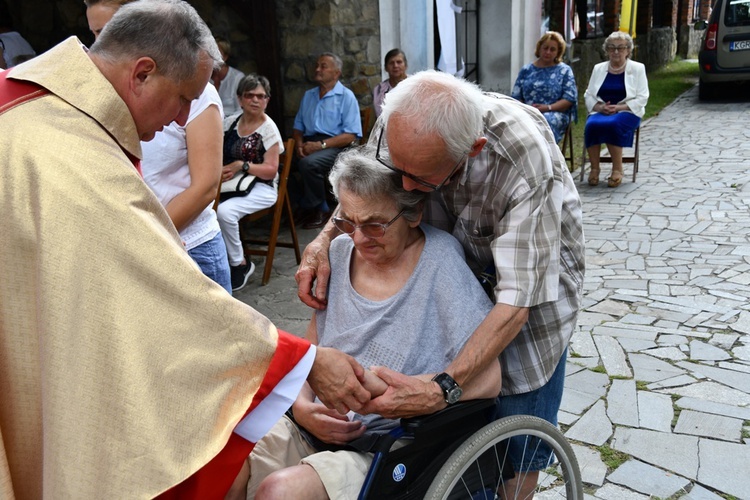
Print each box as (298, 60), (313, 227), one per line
(619, 0), (638, 38)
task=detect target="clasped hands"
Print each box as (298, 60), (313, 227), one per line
(297, 140), (325, 159)
(306, 349), (445, 444)
(596, 101), (619, 115)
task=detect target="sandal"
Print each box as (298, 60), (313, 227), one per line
(588, 167), (600, 186)
(607, 169), (623, 188)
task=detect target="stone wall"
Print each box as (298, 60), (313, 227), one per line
(275, 0), (380, 136)
(640, 26), (677, 69)
(679, 23), (705, 59)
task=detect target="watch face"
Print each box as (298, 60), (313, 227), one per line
(446, 386), (463, 405)
(433, 373), (462, 405)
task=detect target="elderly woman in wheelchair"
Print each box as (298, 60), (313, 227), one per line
(225, 146), (501, 499)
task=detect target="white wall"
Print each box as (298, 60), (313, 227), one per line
(379, 0), (541, 94)
(378, 0), (434, 80)
(478, 0), (542, 94)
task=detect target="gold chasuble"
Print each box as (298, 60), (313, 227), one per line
(0, 38), (311, 499)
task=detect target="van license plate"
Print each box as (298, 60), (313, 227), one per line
(730, 40), (750, 51)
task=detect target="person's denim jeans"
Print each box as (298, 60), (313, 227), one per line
(188, 232), (232, 294)
(493, 348), (567, 471)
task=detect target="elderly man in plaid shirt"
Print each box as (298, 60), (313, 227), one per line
(296, 69), (585, 496)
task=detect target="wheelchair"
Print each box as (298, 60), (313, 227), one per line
(356, 399), (582, 500)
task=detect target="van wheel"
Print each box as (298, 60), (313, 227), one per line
(699, 80), (716, 101)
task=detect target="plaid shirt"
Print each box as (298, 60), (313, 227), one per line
(424, 92), (585, 395)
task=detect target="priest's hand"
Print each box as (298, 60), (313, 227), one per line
(308, 347), (370, 414)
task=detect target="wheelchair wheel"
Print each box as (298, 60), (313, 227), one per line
(424, 415), (582, 500)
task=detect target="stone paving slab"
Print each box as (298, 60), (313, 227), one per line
(570, 443), (607, 487)
(679, 484), (725, 500)
(565, 400), (612, 446)
(591, 483), (648, 500)
(697, 438), (750, 498)
(606, 379), (638, 427)
(676, 360), (750, 393)
(657, 381), (750, 407)
(560, 369), (609, 414)
(675, 396), (750, 420)
(607, 459), (690, 498)
(637, 391), (673, 432)
(629, 353), (686, 382)
(611, 427), (698, 480)
(673, 409), (743, 441)
(592, 335), (631, 377)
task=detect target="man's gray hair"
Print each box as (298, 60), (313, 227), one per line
(319, 52), (343, 72)
(90, 0), (223, 81)
(379, 70), (484, 162)
(329, 146), (425, 222)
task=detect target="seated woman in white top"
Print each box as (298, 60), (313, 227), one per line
(583, 31), (649, 188)
(216, 74), (284, 292)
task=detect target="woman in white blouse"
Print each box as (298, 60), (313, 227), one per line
(584, 31), (649, 188)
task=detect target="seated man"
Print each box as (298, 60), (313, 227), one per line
(292, 52), (361, 229)
(227, 146), (501, 499)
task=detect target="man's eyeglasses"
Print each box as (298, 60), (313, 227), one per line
(606, 45), (629, 53)
(332, 208), (406, 239)
(242, 92), (269, 101)
(375, 128), (467, 191)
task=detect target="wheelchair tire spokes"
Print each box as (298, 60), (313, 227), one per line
(424, 415), (583, 500)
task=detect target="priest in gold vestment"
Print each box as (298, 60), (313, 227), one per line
(0, 2), (370, 498)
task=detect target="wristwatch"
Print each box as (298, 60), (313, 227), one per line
(320, 141), (327, 150)
(432, 373), (463, 405)
(241, 161), (250, 173)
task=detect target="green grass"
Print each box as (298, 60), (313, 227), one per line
(596, 444), (630, 470)
(569, 58), (699, 172)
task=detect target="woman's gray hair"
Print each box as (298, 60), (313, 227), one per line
(236, 73), (271, 97)
(379, 70), (484, 162)
(329, 146), (425, 222)
(603, 31), (634, 55)
(90, 0), (223, 81)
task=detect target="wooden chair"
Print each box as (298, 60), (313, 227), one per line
(238, 138), (301, 285)
(579, 126), (641, 183)
(360, 107), (372, 144)
(560, 123), (574, 172)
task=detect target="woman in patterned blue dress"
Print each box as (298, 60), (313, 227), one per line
(511, 31), (578, 143)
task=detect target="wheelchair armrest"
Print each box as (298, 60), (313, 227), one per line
(400, 398), (496, 434)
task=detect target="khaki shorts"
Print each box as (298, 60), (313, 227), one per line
(247, 415), (373, 500)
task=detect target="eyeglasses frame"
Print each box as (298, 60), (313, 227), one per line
(332, 208), (407, 238)
(375, 128), (468, 191)
(242, 92), (270, 101)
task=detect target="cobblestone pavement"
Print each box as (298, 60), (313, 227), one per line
(235, 83), (750, 499)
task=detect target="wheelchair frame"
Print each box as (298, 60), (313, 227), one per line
(357, 399), (583, 500)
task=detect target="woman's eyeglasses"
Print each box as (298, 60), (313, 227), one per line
(606, 45), (629, 53)
(332, 209), (406, 238)
(242, 92), (269, 101)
